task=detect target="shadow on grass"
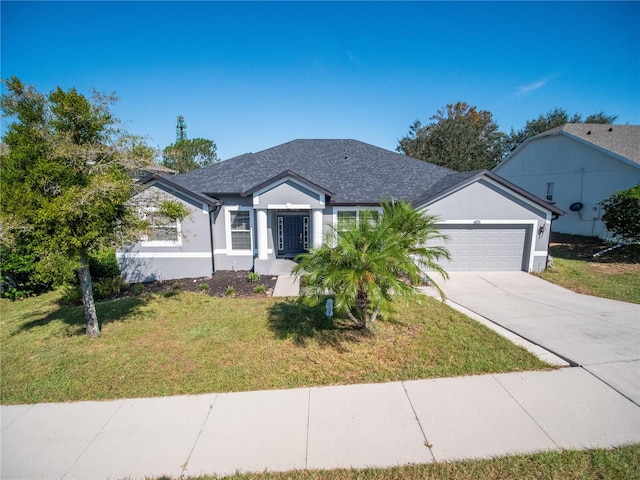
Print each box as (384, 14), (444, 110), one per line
(267, 299), (373, 351)
(14, 294), (150, 337)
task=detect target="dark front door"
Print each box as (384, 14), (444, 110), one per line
(278, 215), (307, 257)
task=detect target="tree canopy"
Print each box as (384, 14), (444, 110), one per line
(0, 78), (156, 336)
(161, 137), (218, 173)
(397, 102), (504, 172)
(503, 107), (618, 153)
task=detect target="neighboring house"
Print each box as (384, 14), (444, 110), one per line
(133, 163), (178, 179)
(493, 124), (640, 238)
(117, 139), (563, 282)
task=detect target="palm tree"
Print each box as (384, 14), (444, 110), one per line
(293, 199), (450, 330)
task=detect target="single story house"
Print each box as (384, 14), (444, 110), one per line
(493, 124), (640, 238)
(117, 139), (563, 282)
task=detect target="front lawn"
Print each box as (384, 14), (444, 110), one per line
(539, 234), (640, 304)
(1, 290), (550, 405)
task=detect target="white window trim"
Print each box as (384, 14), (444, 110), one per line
(140, 208), (182, 247)
(225, 206), (254, 254)
(333, 207), (383, 230)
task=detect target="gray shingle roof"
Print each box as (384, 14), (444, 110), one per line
(170, 139), (560, 216)
(173, 139), (466, 204)
(529, 124), (640, 166)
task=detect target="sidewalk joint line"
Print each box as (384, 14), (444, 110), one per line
(60, 399), (126, 480)
(305, 388), (311, 469)
(580, 367), (640, 407)
(492, 375), (560, 449)
(401, 381), (437, 463)
(179, 394), (219, 480)
(0, 404), (34, 432)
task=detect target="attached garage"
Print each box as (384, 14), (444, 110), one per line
(430, 224), (531, 271)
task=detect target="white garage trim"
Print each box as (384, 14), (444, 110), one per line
(433, 220), (536, 272)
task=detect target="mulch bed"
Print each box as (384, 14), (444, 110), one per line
(120, 270), (279, 298)
(549, 233), (640, 264)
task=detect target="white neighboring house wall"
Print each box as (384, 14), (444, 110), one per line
(494, 128), (640, 238)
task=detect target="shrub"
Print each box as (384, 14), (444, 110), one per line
(224, 285), (236, 297)
(253, 284), (266, 294)
(601, 184), (640, 243)
(0, 241), (49, 300)
(198, 282), (209, 292)
(247, 271), (260, 282)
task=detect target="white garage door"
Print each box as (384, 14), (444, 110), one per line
(430, 225), (529, 271)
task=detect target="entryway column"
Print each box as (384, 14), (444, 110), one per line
(256, 209), (268, 260)
(312, 209), (323, 248)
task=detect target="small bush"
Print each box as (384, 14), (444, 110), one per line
(198, 282), (209, 292)
(224, 285), (236, 297)
(602, 184), (640, 243)
(253, 284), (266, 294)
(132, 283), (145, 295)
(247, 271), (260, 282)
(171, 282), (182, 292)
(93, 276), (127, 299)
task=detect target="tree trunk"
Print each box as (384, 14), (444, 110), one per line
(78, 253), (100, 337)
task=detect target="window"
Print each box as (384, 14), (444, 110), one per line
(359, 209), (380, 227)
(230, 210), (251, 250)
(336, 208), (381, 231)
(141, 210), (181, 246)
(546, 182), (554, 201)
(337, 210), (357, 231)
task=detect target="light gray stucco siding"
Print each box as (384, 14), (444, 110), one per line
(118, 184), (215, 282)
(421, 179), (551, 272)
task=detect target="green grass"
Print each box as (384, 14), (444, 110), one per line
(174, 445), (640, 479)
(539, 257), (640, 304)
(0, 290), (551, 405)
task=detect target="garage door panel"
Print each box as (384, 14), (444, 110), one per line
(430, 225), (528, 272)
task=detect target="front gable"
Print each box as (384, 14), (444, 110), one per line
(248, 172), (329, 210)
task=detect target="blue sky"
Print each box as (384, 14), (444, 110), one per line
(2, 1), (639, 160)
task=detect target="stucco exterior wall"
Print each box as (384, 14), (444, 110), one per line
(117, 184), (214, 282)
(495, 135), (640, 237)
(421, 178), (552, 272)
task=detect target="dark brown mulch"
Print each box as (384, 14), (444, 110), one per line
(120, 271), (279, 298)
(549, 233), (640, 264)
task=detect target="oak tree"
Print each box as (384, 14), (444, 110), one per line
(397, 102), (504, 172)
(1, 78), (154, 336)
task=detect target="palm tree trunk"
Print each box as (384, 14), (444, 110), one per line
(78, 252), (100, 337)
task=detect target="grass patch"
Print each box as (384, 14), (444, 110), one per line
(539, 258), (640, 304)
(169, 445), (640, 479)
(1, 291), (551, 405)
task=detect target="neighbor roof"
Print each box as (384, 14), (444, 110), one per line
(509, 124), (640, 166)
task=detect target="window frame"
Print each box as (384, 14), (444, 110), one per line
(334, 207), (382, 231)
(140, 208), (182, 247)
(546, 182), (554, 202)
(225, 206), (254, 254)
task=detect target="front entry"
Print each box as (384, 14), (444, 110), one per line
(277, 215), (309, 257)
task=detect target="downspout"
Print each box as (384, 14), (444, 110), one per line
(208, 206), (218, 275)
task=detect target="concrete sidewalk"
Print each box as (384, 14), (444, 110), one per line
(2, 369), (639, 479)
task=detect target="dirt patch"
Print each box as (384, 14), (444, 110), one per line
(549, 233), (640, 264)
(120, 271), (279, 298)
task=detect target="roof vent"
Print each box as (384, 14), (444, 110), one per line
(608, 127), (613, 132)
(586, 130), (591, 135)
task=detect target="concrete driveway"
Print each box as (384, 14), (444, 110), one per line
(436, 272), (640, 405)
